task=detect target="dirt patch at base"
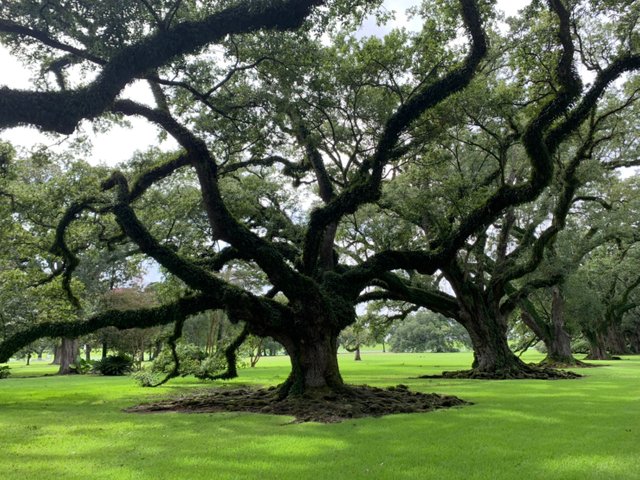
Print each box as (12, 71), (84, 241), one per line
(125, 384), (469, 423)
(419, 365), (583, 380)
(539, 359), (600, 369)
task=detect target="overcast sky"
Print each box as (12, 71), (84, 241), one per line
(0, 0), (531, 166)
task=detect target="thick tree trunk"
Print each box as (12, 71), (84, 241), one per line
(467, 320), (529, 377)
(84, 344), (91, 361)
(605, 324), (628, 355)
(279, 330), (344, 396)
(58, 338), (80, 375)
(520, 287), (579, 366)
(354, 345), (361, 361)
(585, 330), (610, 360)
(452, 303), (540, 379)
(543, 287), (583, 365)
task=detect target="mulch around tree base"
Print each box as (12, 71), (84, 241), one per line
(419, 365), (582, 380)
(125, 384), (469, 423)
(539, 360), (600, 369)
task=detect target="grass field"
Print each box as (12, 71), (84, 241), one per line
(1, 352), (639, 480)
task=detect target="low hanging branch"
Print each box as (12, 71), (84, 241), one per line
(199, 325), (251, 381)
(0, 294), (217, 363)
(148, 314), (187, 387)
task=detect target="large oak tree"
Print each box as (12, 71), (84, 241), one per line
(0, 0), (639, 395)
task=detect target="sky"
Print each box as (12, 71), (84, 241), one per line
(0, 0), (531, 166)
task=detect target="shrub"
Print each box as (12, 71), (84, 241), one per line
(70, 358), (94, 374)
(93, 354), (133, 376)
(132, 369), (163, 387)
(0, 365), (10, 379)
(151, 343), (227, 379)
(194, 355), (227, 379)
(572, 338), (590, 354)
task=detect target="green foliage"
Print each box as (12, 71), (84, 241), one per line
(70, 358), (94, 375)
(0, 365), (10, 379)
(389, 311), (471, 353)
(151, 343), (227, 379)
(92, 354), (133, 376)
(131, 368), (163, 387)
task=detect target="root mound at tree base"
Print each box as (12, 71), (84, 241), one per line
(538, 359), (598, 369)
(125, 384), (469, 423)
(419, 365), (582, 380)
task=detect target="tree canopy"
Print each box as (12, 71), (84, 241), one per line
(0, 0), (639, 395)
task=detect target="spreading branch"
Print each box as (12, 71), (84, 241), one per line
(0, 0), (325, 133)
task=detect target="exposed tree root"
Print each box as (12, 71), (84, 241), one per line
(538, 358), (598, 369)
(420, 364), (582, 380)
(124, 384), (468, 423)
(584, 354), (621, 361)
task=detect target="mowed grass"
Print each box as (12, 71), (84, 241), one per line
(1, 352), (639, 480)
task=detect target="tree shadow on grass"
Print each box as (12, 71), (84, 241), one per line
(1, 360), (639, 480)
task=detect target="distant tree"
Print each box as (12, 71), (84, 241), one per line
(389, 311), (471, 353)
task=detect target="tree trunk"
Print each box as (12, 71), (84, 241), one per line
(26, 353), (31, 365)
(629, 330), (640, 354)
(151, 340), (162, 361)
(51, 344), (61, 365)
(279, 330), (344, 396)
(520, 287), (579, 366)
(585, 330), (610, 360)
(84, 344), (91, 361)
(58, 338), (80, 375)
(102, 342), (108, 360)
(250, 338), (263, 367)
(454, 304), (536, 378)
(543, 286), (582, 365)
(206, 313), (220, 356)
(605, 324), (628, 355)
(354, 345), (361, 361)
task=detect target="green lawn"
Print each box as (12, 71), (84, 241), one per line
(1, 352), (639, 479)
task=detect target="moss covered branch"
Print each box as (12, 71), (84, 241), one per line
(0, 0), (325, 133)
(0, 295), (216, 363)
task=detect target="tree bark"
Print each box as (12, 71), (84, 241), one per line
(58, 338), (80, 375)
(541, 286), (583, 365)
(51, 343), (61, 365)
(354, 345), (361, 361)
(585, 330), (610, 360)
(628, 329), (640, 354)
(452, 301), (538, 378)
(278, 330), (344, 396)
(84, 344), (91, 361)
(605, 324), (628, 355)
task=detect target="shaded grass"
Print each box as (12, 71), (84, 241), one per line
(1, 352), (639, 479)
